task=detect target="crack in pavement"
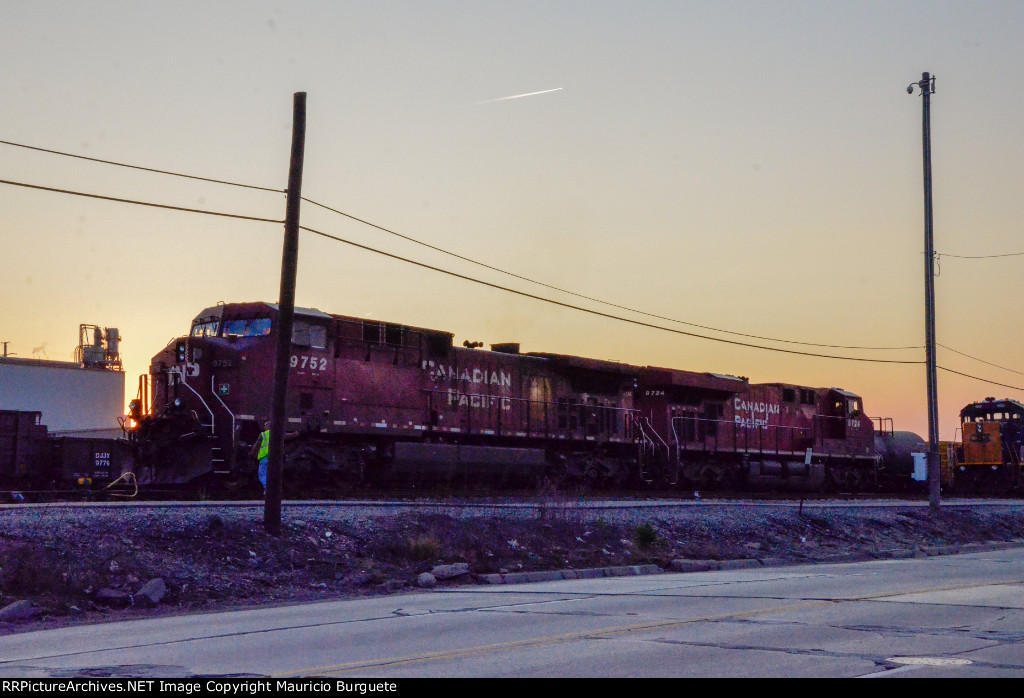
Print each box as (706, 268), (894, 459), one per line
(640, 637), (1021, 673)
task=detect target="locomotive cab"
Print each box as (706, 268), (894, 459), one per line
(822, 388), (865, 441)
(135, 302), (336, 487)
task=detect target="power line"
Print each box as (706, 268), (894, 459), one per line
(937, 251), (1024, 259)
(6, 168), (1020, 390)
(12, 136), (1015, 371)
(0, 134), (919, 351)
(9, 135), (1016, 363)
(0, 172), (915, 364)
(303, 196), (920, 352)
(299, 223), (924, 365)
(938, 343), (1024, 377)
(938, 366), (1024, 392)
(0, 178), (284, 224)
(0, 138), (283, 194)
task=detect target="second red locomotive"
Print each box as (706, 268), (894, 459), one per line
(128, 301), (923, 492)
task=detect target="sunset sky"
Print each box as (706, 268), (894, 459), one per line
(3, 1), (1024, 441)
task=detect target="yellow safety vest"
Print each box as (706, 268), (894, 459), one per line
(257, 430), (270, 460)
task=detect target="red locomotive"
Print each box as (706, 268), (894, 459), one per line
(127, 301), (923, 492)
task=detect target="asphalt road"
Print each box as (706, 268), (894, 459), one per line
(2, 543), (1023, 678)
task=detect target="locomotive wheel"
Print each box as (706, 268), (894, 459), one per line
(328, 468), (362, 494)
(544, 462), (568, 484)
(1001, 465), (1023, 495)
(222, 472), (251, 492)
(1012, 466), (1024, 494)
(718, 465), (740, 491)
(582, 467), (604, 491)
(676, 468), (697, 491)
(190, 477), (215, 501)
(952, 470), (974, 496)
(323, 450), (365, 494)
(822, 465), (839, 494)
(541, 468), (568, 493)
(987, 466), (1016, 496)
(699, 468), (719, 492)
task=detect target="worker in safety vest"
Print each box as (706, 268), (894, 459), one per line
(250, 420), (272, 491)
(250, 419), (298, 491)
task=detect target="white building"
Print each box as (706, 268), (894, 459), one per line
(0, 353), (125, 439)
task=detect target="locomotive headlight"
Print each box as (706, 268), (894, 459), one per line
(174, 398), (182, 407)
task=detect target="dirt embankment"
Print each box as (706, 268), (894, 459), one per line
(2, 501), (1024, 633)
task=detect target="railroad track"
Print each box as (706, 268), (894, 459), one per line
(3, 481), (995, 506)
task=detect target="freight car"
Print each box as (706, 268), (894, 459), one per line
(950, 398), (1024, 494)
(126, 301), (927, 494)
(0, 410), (49, 489)
(0, 409), (132, 495)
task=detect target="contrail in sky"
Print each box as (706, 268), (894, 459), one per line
(464, 87), (563, 106)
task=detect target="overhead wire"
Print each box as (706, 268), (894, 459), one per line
(938, 366), (1024, 392)
(6, 137), (1021, 385)
(0, 138), (283, 193)
(937, 251), (1024, 259)
(299, 209), (1024, 380)
(0, 136), (920, 352)
(0, 178), (284, 224)
(302, 196), (921, 352)
(298, 223), (923, 365)
(0, 179), (998, 373)
(938, 343), (1024, 377)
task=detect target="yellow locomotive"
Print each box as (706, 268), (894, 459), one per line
(952, 398), (1024, 494)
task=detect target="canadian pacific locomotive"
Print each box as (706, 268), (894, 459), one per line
(126, 301), (929, 494)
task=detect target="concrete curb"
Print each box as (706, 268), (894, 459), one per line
(476, 564), (661, 585)
(471, 539), (1024, 586)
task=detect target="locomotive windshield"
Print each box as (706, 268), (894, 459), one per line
(964, 411), (1022, 422)
(222, 318), (272, 338)
(191, 320), (219, 337)
(961, 400), (1024, 423)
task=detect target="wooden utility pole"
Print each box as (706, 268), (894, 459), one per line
(265, 92), (307, 535)
(908, 73), (940, 511)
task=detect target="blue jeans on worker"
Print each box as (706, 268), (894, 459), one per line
(258, 457), (268, 490)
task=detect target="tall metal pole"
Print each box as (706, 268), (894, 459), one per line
(909, 72), (940, 510)
(265, 92), (307, 535)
